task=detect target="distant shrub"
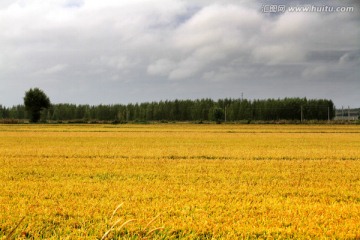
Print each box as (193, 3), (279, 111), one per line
(0, 119), (21, 124)
(68, 119), (88, 124)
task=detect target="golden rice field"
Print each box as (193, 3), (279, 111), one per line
(0, 124), (360, 239)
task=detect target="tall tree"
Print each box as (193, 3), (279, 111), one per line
(24, 88), (51, 123)
(211, 107), (224, 124)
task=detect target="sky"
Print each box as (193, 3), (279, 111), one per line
(0, 0), (359, 108)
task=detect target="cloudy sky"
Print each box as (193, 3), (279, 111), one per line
(0, 0), (359, 108)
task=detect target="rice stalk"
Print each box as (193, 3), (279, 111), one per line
(5, 216), (25, 240)
(110, 203), (123, 221)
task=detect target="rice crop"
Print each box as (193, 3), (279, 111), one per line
(0, 124), (359, 239)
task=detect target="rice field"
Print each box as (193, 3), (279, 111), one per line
(0, 124), (359, 239)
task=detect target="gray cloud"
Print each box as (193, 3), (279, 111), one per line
(0, 0), (359, 107)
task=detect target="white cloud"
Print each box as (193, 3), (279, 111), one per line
(147, 59), (175, 76)
(35, 64), (67, 75)
(339, 52), (360, 66)
(96, 56), (133, 71)
(302, 65), (330, 78)
(146, 4), (264, 80)
(0, 0), (358, 107)
(252, 44), (306, 65)
(172, 4), (261, 51)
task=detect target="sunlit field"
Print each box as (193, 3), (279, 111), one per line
(1, 124), (359, 239)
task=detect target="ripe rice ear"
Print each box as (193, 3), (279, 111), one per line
(110, 203), (124, 221)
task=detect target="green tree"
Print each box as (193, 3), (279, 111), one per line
(211, 107), (224, 124)
(24, 88), (51, 123)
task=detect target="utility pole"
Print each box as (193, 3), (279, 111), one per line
(328, 106), (330, 123)
(301, 106), (303, 123)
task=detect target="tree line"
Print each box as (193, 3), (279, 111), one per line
(1, 97), (335, 123)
